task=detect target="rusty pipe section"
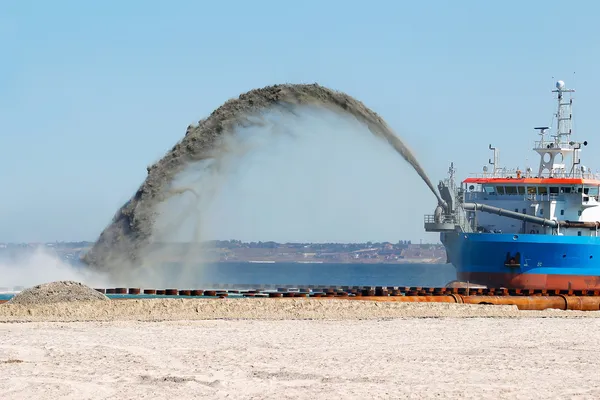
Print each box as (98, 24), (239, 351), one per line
(460, 295), (600, 311)
(341, 295), (600, 311)
(338, 296), (460, 303)
(559, 220), (600, 229)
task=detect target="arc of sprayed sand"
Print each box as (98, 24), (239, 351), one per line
(166, 186), (200, 198)
(82, 83), (444, 271)
(149, 186), (201, 243)
(159, 186), (201, 230)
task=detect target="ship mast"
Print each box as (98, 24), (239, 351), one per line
(533, 80), (579, 178)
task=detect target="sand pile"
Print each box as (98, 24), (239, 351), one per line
(8, 281), (109, 305)
(82, 83), (443, 273)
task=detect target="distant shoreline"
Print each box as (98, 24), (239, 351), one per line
(0, 241), (447, 266)
(210, 259), (446, 265)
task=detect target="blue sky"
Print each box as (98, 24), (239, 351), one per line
(1, 0), (599, 243)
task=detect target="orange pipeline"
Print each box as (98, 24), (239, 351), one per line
(460, 295), (600, 311)
(3, 294), (600, 311)
(324, 295), (461, 303)
(310, 295), (600, 311)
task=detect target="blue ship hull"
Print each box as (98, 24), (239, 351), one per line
(441, 232), (600, 290)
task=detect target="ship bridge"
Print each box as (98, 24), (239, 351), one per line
(424, 80), (600, 237)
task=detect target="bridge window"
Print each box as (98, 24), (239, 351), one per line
(496, 186), (505, 195)
(527, 186), (537, 195)
(561, 187), (572, 193)
(505, 186), (518, 195)
(550, 187), (559, 195)
(538, 186), (548, 195)
(518, 186), (525, 195)
(585, 186), (599, 196)
(483, 185), (495, 194)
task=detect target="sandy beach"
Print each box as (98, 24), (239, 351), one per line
(1, 299), (600, 399)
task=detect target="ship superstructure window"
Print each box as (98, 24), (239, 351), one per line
(538, 186), (548, 195)
(527, 187), (537, 195)
(561, 210), (564, 215)
(550, 187), (559, 195)
(585, 186), (599, 196)
(518, 186), (525, 195)
(561, 187), (572, 193)
(483, 185), (495, 194)
(505, 186), (518, 195)
(496, 186), (505, 195)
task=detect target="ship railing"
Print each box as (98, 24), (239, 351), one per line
(466, 192), (569, 203)
(465, 191), (599, 203)
(424, 214), (456, 224)
(533, 140), (578, 150)
(424, 212), (473, 232)
(466, 192), (554, 201)
(528, 194), (559, 201)
(467, 168), (523, 179)
(467, 170), (600, 179)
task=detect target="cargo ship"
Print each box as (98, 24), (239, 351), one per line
(424, 80), (600, 290)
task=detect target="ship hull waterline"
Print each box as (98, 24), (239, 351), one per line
(441, 232), (600, 290)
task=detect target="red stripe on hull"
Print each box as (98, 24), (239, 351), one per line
(458, 272), (600, 290)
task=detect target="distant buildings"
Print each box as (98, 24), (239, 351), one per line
(0, 240), (446, 264)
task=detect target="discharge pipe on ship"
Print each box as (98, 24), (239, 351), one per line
(463, 203), (600, 230)
(463, 203), (558, 227)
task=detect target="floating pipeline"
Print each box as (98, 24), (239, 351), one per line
(2, 286), (600, 311)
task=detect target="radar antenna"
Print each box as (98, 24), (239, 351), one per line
(534, 127), (549, 148)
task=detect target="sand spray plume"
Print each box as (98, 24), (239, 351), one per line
(81, 83), (443, 286)
(0, 246), (113, 289)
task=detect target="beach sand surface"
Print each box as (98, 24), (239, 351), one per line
(1, 299), (599, 399)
